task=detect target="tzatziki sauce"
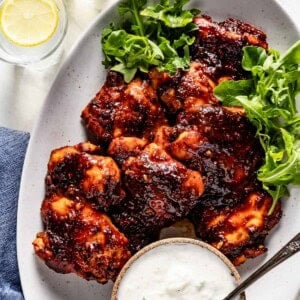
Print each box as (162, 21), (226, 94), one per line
(116, 242), (238, 300)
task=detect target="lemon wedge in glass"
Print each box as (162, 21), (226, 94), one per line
(0, 0), (59, 47)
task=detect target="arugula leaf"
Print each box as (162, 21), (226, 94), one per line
(242, 46), (267, 70)
(119, 0), (146, 35)
(173, 33), (195, 49)
(214, 41), (300, 213)
(102, 29), (164, 80)
(214, 79), (253, 105)
(101, 0), (200, 82)
(278, 40), (300, 65)
(140, 0), (198, 28)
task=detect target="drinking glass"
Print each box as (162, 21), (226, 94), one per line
(0, 0), (68, 68)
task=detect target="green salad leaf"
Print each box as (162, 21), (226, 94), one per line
(214, 41), (300, 213)
(101, 0), (200, 82)
(140, 0), (197, 28)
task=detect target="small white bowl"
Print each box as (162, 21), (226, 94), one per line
(111, 237), (246, 300)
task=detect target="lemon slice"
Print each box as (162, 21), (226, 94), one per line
(0, 0), (59, 47)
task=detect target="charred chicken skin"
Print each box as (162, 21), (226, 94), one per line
(107, 136), (148, 166)
(149, 62), (218, 115)
(173, 105), (265, 206)
(191, 15), (268, 80)
(112, 143), (204, 251)
(81, 72), (167, 144)
(33, 194), (131, 283)
(190, 190), (281, 266)
(45, 142), (125, 212)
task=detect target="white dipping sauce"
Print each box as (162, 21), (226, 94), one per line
(117, 243), (238, 300)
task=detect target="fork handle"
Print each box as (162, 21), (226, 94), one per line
(223, 232), (300, 300)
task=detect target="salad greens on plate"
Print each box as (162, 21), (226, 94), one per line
(215, 42), (300, 212)
(101, 0), (200, 82)
(101, 0), (300, 212)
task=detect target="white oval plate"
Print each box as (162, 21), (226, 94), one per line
(17, 1), (300, 299)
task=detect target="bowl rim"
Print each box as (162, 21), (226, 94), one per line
(111, 237), (246, 300)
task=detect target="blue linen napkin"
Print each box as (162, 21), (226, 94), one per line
(0, 127), (30, 300)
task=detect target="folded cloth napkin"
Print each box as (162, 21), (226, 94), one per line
(0, 127), (30, 300)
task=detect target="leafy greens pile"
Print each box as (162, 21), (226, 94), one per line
(101, 0), (200, 82)
(214, 41), (300, 213)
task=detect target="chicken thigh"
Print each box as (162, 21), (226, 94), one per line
(33, 194), (131, 283)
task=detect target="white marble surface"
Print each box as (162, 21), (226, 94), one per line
(0, 0), (299, 133)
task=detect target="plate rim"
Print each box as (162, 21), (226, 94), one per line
(16, 0), (300, 298)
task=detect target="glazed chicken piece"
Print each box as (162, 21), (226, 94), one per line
(112, 143), (204, 252)
(190, 190), (282, 265)
(108, 136), (148, 166)
(81, 71), (167, 144)
(33, 194), (131, 283)
(191, 16), (268, 80)
(176, 105), (257, 144)
(155, 106), (264, 207)
(123, 231), (160, 254)
(178, 62), (218, 111)
(149, 62), (218, 115)
(46, 142), (125, 212)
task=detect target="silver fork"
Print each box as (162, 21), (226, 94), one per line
(223, 232), (300, 300)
